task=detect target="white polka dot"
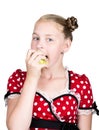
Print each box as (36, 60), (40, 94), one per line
(73, 120), (76, 123)
(71, 80), (75, 83)
(17, 84), (20, 87)
(69, 116), (72, 119)
(73, 111), (76, 115)
(13, 87), (17, 90)
(22, 77), (25, 80)
(60, 97), (64, 101)
(48, 117), (51, 120)
(90, 105), (92, 107)
(34, 102), (38, 106)
(73, 101), (76, 104)
(17, 78), (20, 81)
(69, 96), (72, 100)
(75, 106), (77, 109)
(20, 82), (23, 86)
(9, 83), (12, 87)
(12, 80), (15, 82)
(57, 102), (60, 105)
(67, 111), (70, 115)
(84, 95), (88, 99)
(33, 112), (37, 116)
(66, 101), (69, 105)
(83, 85), (86, 89)
(21, 73), (24, 76)
(57, 112), (61, 115)
(38, 107), (41, 111)
(44, 103), (48, 106)
(73, 88), (76, 92)
(82, 104), (86, 108)
(69, 120), (72, 123)
(40, 98), (43, 101)
(70, 74), (73, 76)
(76, 84), (80, 88)
(91, 96), (93, 99)
(71, 106), (74, 110)
(75, 76), (78, 79)
(88, 90), (90, 94)
(47, 108), (50, 112)
(88, 100), (90, 104)
(62, 106), (66, 110)
(15, 74), (18, 77)
(85, 81), (88, 84)
(42, 112), (46, 116)
(81, 90), (83, 94)
(80, 81), (84, 84)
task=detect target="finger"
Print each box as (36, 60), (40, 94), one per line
(30, 50), (46, 60)
(26, 49), (35, 61)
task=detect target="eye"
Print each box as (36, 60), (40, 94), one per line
(32, 36), (39, 41)
(47, 38), (53, 42)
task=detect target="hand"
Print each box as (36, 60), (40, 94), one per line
(25, 49), (48, 78)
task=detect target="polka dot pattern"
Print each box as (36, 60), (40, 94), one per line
(7, 69), (26, 93)
(5, 69), (94, 129)
(69, 71), (93, 109)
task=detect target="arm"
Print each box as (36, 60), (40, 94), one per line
(6, 76), (39, 130)
(6, 49), (48, 130)
(78, 113), (92, 130)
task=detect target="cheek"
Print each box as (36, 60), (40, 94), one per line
(49, 48), (61, 61)
(31, 41), (37, 49)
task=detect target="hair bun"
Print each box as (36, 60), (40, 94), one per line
(66, 16), (78, 32)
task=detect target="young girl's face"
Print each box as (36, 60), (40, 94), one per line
(31, 20), (70, 68)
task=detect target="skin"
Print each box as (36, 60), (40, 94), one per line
(6, 20), (92, 130)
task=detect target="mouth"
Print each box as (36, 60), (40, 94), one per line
(45, 55), (48, 59)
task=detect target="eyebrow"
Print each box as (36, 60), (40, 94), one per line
(32, 32), (56, 37)
(32, 32), (38, 35)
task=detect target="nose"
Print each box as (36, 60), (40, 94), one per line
(37, 40), (44, 50)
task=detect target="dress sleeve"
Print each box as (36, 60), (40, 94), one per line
(4, 69), (26, 101)
(78, 74), (93, 109)
(77, 74), (99, 115)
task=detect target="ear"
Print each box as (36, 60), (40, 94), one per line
(63, 38), (71, 53)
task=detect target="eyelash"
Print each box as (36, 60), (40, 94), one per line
(32, 37), (39, 41)
(32, 37), (53, 42)
(47, 38), (53, 42)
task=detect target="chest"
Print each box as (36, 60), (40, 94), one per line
(37, 78), (67, 98)
(32, 92), (78, 123)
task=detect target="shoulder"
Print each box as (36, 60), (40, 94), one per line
(7, 69), (27, 92)
(68, 70), (93, 108)
(68, 70), (91, 86)
(8, 69), (26, 82)
(4, 69), (27, 100)
(10, 69), (26, 77)
(68, 70), (92, 98)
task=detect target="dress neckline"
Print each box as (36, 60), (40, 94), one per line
(36, 68), (70, 101)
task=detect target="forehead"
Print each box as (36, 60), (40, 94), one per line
(33, 20), (63, 34)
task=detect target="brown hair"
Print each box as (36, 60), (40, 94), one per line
(37, 14), (78, 41)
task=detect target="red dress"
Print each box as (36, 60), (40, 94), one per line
(4, 69), (95, 130)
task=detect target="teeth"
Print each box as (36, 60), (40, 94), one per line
(39, 59), (48, 64)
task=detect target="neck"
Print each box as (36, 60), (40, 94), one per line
(41, 65), (66, 80)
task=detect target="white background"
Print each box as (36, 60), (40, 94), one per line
(0, 0), (99, 129)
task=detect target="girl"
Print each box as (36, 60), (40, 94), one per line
(4, 14), (99, 130)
